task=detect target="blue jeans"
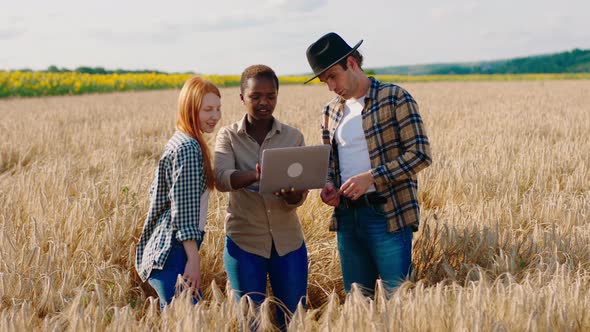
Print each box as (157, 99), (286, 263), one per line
(148, 237), (203, 311)
(335, 204), (413, 294)
(224, 236), (308, 330)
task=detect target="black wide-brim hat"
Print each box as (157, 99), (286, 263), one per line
(305, 32), (363, 84)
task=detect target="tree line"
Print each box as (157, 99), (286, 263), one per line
(372, 49), (590, 75)
(8, 66), (193, 75)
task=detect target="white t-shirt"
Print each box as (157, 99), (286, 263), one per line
(335, 98), (376, 193)
(199, 189), (210, 231)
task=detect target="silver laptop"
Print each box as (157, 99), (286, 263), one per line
(258, 145), (331, 194)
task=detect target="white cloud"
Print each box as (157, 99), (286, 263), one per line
(191, 13), (275, 31)
(0, 28), (26, 40)
(266, 0), (328, 13)
(1, 0), (589, 73)
(87, 22), (185, 45)
(428, 1), (479, 19)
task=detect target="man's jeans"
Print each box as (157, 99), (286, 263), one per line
(224, 236), (308, 330)
(335, 204), (413, 294)
(148, 237), (203, 311)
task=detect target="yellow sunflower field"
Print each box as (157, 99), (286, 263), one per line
(2, 70), (590, 98)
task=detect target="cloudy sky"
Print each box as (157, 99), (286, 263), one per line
(1, 0), (589, 74)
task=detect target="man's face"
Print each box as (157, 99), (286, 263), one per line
(318, 60), (356, 99)
(240, 77), (277, 121)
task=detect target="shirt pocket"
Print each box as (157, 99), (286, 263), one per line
(372, 103), (401, 155)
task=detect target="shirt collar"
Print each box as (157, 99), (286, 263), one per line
(237, 114), (282, 135)
(336, 76), (379, 105)
(365, 76), (379, 101)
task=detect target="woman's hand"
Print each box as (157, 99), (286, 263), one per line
(182, 241), (201, 293)
(229, 163), (261, 189)
(274, 187), (308, 205)
(255, 163), (261, 181)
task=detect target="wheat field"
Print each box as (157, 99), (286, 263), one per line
(0, 80), (589, 331)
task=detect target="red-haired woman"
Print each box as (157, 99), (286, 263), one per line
(135, 76), (221, 310)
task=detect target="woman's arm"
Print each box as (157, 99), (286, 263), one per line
(182, 240), (201, 291)
(215, 126), (262, 190)
(170, 144), (203, 243)
(229, 163), (260, 190)
(167, 143), (205, 291)
(214, 127), (239, 192)
(229, 170), (258, 189)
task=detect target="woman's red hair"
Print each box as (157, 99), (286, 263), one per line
(176, 76), (220, 190)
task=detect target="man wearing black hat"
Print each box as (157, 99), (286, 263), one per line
(306, 32), (432, 294)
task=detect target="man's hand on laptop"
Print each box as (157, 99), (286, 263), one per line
(321, 182), (340, 207)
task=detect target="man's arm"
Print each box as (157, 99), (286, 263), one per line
(370, 95), (432, 185)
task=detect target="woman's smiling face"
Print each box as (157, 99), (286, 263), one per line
(198, 92), (221, 133)
(240, 77), (278, 121)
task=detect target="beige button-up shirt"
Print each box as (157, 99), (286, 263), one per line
(214, 115), (306, 258)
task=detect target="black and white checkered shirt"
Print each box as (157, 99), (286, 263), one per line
(135, 130), (206, 281)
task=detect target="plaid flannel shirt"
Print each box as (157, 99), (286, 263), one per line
(135, 131), (206, 282)
(321, 77), (432, 232)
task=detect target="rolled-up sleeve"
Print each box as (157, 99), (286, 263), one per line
(214, 127), (237, 192)
(170, 144), (203, 242)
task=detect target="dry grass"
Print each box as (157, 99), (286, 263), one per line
(0, 80), (589, 331)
